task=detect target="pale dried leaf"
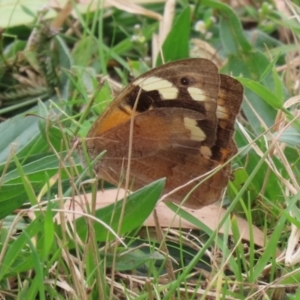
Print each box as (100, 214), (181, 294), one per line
(51, 188), (266, 247)
(190, 39), (223, 68)
(50, 0), (162, 20)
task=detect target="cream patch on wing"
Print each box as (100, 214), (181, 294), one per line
(133, 76), (178, 100)
(187, 87), (207, 101)
(183, 117), (206, 142)
(216, 105), (229, 120)
(200, 146), (212, 159)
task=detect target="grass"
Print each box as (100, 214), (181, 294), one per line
(0, 0), (300, 299)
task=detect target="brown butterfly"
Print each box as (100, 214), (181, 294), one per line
(83, 58), (243, 209)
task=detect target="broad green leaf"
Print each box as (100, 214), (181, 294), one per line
(103, 249), (164, 271)
(238, 78), (283, 110)
(0, 215), (44, 280)
(23, 232), (45, 299)
(3, 156), (62, 184)
(43, 202), (55, 259)
(71, 179), (165, 246)
(0, 0), (55, 28)
(203, 0), (251, 54)
(225, 52), (278, 133)
(156, 6), (190, 65)
(13, 155), (38, 206)
(0, 151), (81, 218)
(37, 101), (67, 153)
(274, 128), (300, 146)
(0, 113), (41, 164)
(55, 34), (72, 98)
(0, 183), (43, 219)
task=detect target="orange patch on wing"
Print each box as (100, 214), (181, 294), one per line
(219, 147), (231, 163)
(93, 108), (132, 136)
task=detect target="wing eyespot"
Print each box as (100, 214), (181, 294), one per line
(181, 77), (189, 85)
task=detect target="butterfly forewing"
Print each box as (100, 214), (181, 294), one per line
(88, 58), (220, 147)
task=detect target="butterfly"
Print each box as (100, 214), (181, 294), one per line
(83, 58), (243, 208)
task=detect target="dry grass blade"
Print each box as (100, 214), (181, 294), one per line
(152, 0), (175, 64)
(107, 0), (162, 20)
(241, 95), (300, 265)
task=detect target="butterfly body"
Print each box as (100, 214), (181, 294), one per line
(85, 58), (243, 208)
